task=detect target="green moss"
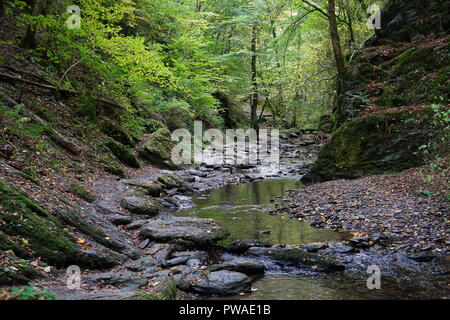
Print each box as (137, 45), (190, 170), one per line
(0, 180), (80, 266)
(100, 119), (135, 147)
(306, 107), (437, 181)
(68, 184), (96, 203)
(105, 140), (141, 168)
(394, 47), (435, 75)
(104, 166), (125, 178)
(140, 128), (179, 169)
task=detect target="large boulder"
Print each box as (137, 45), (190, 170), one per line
(120, 197), (165, 216)
(139, 215), (229, 247)
(209, 258), (265, 275)
(0, 179), (82, 266)
(139, 128), (179, 169)
(157, 173), (186, 189)
(0, 179), (126, 269)
(122, 179), (163, 197)
(106, 140), (140, 168)
(303, 107), (437, 182)
(192, 271), (251, 296)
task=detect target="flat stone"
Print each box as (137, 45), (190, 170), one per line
(247, 247), (345, 272)
(209, 258), (265, 275)
(120, 197), (165, 216)
(193, 271), (251, 296)
(226, 240), (273, 254)
(139, 215), (229, 247)
(157, 173), (186, 189)
(108, 214), (132, 226)
(125, 256), (158, 272)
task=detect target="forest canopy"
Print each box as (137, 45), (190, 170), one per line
(1, 0), (384, 135)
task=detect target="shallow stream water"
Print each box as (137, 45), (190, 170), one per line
(176, 177), (449, 300)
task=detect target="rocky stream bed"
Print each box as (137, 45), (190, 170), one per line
(2, 131), (449, 300)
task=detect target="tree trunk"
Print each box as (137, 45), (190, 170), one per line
(327, 0), (346, 122)
(0, 0), (6, 17)
(271, 19), (285, 120)
(327, 0), (346, 80)
(21, 0), (41, 49)
(250, 23), (259, 132)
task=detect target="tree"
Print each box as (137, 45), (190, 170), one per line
(250, 22), (259, 130)
(0, 0), (6, 17)
(21, 0), (53, 49)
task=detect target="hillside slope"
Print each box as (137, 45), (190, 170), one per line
(305, 0), (449, 182)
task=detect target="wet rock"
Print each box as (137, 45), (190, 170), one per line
(158, 173), (187, 189)
(226, 240), (273, 254)
(188, 169), (207, 178)
(54, 208), (140, 260)
(108, 214), (132, 226)
(138, 239), (151, 249)
(123, 179), (163, 197)
(348, 237), (372, 249)
(154, 245), (174, 263)
(300, 243), (328, 253)
(125, 219), (148, 230)
(193, 271), (251, 296)
(139, 215), (229, 247)
(95, 203), (123, 215)
(247, 247), (345, 272)
(186, 258), (202, 269)
(104, 166), (125, 178)
(87, 271), (148, 289)
(125, 256), (158, 272)
(407, 253), (435, 262)
(163, 256), (191, 267)
(328, 242), (359, 254)
(120, 197), (165, 216)
(67, 290), (142, 301)
(209, 258), (265, 275)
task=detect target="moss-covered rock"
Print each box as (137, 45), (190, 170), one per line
(123, 179), (163, 197)
(0, 179), (80, 266)
(0, 251), (44, 285)
(68, 183), (96, 203)
(120, 197), (165, 216)
(106, 140), (141, 169)
(157, 173), (186, 189)
(304, 107), (436, 181)
(104, 166), (125, 178)
(139, 128), (179, 169)
(100, 119), (135, 147)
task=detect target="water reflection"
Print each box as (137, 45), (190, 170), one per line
(176, 178), (351, 245)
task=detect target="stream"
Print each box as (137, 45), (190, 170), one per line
(176, 177), (449, 300)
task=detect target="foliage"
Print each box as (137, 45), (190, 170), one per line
(8, 0), (381, 132)
(0, 283), (56, 300)
(417, 104), (450, 196)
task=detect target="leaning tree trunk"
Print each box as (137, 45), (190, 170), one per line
(250, 23), (259, 132)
